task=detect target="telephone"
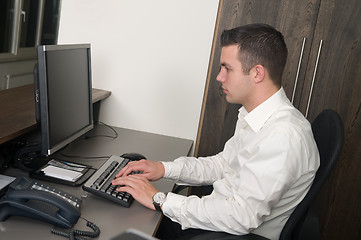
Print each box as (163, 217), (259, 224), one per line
(0, 176), (81, 228)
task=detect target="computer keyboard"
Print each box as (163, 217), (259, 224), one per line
(82, 155), (138, 208)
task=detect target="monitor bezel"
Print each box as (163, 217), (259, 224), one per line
(35, 43), (93, 156)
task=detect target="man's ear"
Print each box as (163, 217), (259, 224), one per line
(253, 64), (265, 83)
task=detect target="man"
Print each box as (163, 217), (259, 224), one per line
(112, 24), (320, 240)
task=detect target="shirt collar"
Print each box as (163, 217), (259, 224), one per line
(238, 87), (290, 132)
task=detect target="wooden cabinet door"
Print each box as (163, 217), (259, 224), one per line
(195, 0), (320, 157)
(298, 0), (361, 239)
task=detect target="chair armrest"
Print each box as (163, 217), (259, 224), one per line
(172, 185), (190, 194)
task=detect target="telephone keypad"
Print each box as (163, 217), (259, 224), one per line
(31, 181), (81, 208)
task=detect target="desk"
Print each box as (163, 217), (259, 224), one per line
(1, 125), (193, 239)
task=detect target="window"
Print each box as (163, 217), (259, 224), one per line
(0, 0), (61, 90)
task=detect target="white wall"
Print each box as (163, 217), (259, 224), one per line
(58, 0), (219, 154)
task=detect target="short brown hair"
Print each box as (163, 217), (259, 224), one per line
(221, 23), (288, 86)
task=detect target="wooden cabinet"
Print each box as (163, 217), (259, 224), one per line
(195, 0), (361, 239)
(298, 1), (361, 239)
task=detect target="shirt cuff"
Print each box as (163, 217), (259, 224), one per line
(162, 192), (186, 222)
(161, 159), (183, 180)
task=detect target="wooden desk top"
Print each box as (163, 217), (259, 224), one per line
(0, 84), (111, 144)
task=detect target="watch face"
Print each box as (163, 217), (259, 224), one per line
(153, 192), (167, 211)
(154, 192), (166, 203)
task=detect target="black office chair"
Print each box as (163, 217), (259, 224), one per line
(185, 109), (344, 240)
(279, 109), (344, 239)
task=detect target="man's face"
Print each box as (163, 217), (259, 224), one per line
(216, 45), (253, 105)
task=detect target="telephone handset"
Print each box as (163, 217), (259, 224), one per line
(0, 176), (81, 228)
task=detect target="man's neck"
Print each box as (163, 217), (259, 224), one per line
(244, 85), (281, 113)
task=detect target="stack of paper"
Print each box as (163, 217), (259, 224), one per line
(42, 165), (83, 182)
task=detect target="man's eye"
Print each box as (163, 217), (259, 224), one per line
(220, 66), (229, 72)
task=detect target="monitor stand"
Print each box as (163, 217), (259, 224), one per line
(14, 142), (49, 171)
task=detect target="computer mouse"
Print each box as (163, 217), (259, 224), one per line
(120, 153), (147, 161)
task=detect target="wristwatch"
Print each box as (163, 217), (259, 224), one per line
(152, 192), (167, 211)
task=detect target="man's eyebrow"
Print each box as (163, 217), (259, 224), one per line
(220, 62), (232, 68)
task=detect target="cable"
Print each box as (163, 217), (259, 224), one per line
(51, 217), (100, 240)
(73, 220), (100, 238)
(84, 121), (118, 139)
(57, 121), (117, 161)
(51, 228), (83, 240)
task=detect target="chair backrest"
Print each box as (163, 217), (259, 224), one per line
(279, 109), (344, 240)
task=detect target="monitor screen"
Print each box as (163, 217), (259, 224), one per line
(34, 44), (93, 156)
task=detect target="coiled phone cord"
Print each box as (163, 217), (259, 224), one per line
(51, 217), (100, 240)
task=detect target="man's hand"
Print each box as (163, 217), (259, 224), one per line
(112, 174), (158, 210)
(116, 159), (165, 181)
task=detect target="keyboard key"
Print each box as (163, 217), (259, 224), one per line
(82, 156), (135, 208)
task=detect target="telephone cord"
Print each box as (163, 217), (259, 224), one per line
(51, 217), (100, 240)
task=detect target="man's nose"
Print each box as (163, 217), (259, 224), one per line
(216, 69), (224, 82)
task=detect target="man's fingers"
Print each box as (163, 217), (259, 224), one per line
(112, 174), (145, 187)
(116, 162), (139, 177)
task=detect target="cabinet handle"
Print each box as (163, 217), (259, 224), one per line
(305, 40), (323, 118)
(21, 10), (26, 22)
(10, 0), (23, 55)
(291, 37), (306, 104)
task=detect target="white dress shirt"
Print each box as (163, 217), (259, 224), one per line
(161, 88), (320, 240)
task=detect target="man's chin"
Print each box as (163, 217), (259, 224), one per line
(225, 95), (234, 103)
(225, 96), (241, 105)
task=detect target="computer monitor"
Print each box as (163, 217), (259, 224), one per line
(34, 43), (93, 156)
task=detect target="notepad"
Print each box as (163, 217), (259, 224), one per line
(42, 165), (83, 182)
